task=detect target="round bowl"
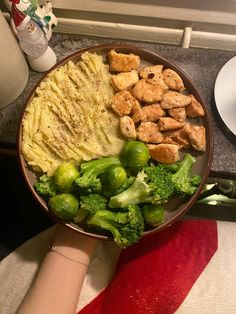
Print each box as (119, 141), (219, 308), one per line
(17, 44), (214, 241)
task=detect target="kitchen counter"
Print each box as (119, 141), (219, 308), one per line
(0, 32), (236, 175)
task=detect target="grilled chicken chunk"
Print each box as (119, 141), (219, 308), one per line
(131, 79), (165, 103)
(112, 90), (137, 116)
(139, 65), (163, 79)
(186, 95), (205, 118)
(168, 107), (186, 122)
(162, 128), (190, 148)
(147, 143), (180, 164)
(184, 123), (206, 151)
(142, 103), (166, 122)
(112, 70), (139, 91)
(108, 49), (140, 72)
(137, 122), (163, 143)
(131, 100), (147, 123)
(139, 65), (168, 90)
(158, 117), (185, 131)
(162, 68), (185, 91)
(119, 116), (136, 140)
(161, 91), (191, 109)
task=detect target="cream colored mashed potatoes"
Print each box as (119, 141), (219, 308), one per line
(21, 52), (125, 175)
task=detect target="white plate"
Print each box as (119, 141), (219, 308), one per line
(214, 56), (236, 136)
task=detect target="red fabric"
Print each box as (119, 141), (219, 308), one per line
(78, 220), (218, 314)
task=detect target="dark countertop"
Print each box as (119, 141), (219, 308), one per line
(0, 32), (236, 174)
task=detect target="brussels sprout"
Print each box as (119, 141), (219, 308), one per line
(54, 162), (79, 192)
(48, 193), (79, 220)
(120, 140), (150, 168)
(142, 204), (164, 227)
(101, 165), (127, 191)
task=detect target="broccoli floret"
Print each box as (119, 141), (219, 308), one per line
(171, 153), (201, 196)
(80, 194), (107, 212)
(34, 174), (57, 199)
(74, 157), (120, 194)
(109, 165), (174, 208)
(86, 204), (144, 248)
(74, 194), (107, 223)
(191, 175), (202, 187)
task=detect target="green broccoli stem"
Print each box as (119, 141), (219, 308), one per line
(87, 210), (130, 225)
(109, 173), (152, 208)
(76, 157), (121, 193)
(175, 153), (196, 177)
(87, 215), (123, 245)
(81, 156), (121, 173)
(171, 153), (197, 195)
(86, 204), (144, 248)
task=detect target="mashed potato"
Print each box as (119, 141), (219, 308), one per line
(21, 52), (125, 175)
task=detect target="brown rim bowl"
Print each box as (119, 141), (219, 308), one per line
(17, 44), (214, 242)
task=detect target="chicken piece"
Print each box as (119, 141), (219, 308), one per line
(161, 91), (191, 109)
(131, 100), (147, 123)
(139, 65), (163, 79)
(186, 95), (205, 118)
(162, 68), (185, 91)
(142, 103), (166, 122)
(162, 137), (182, 148)
(168, 107), (186, 122)
(147, 143), (180, 164)
(139, 65), (168, 90)
(158, 117), (185, 131)
(108, 49), (140, 72)
(119, 116), (136, 140)
(112, 90), (137, 116)
(137, 122), (163, 144)
(131, 79), (165, 103)
(184, 123), (206, 151)
(111, 70), (139, 91)
(162, 128), (190, 148)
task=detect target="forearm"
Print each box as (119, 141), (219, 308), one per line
(17, 225), (97, 314)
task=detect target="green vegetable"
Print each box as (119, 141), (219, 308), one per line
(48, 193), (79, 220)
(104, 176), (135, 197)
(54, 162), (79, 192)
(101, 165), (127, 191)
(34, 174), (57, 199)
(142, 204), (164, 227)
(109, 165), (175, 208)
(120, 140), (150, 169)
(191, 175), (202, 187)
(75, 156), (121, 194)
(171, 153), (200, 196)
(160, 163), (180, 172)
(86, 204), (144, 248)
(74, 194), (107, 223)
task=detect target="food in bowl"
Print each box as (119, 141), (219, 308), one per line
(20, 47), (209, 248)
(21, 52), (125, 175)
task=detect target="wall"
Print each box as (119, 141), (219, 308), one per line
(2, 0), (236, 50)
